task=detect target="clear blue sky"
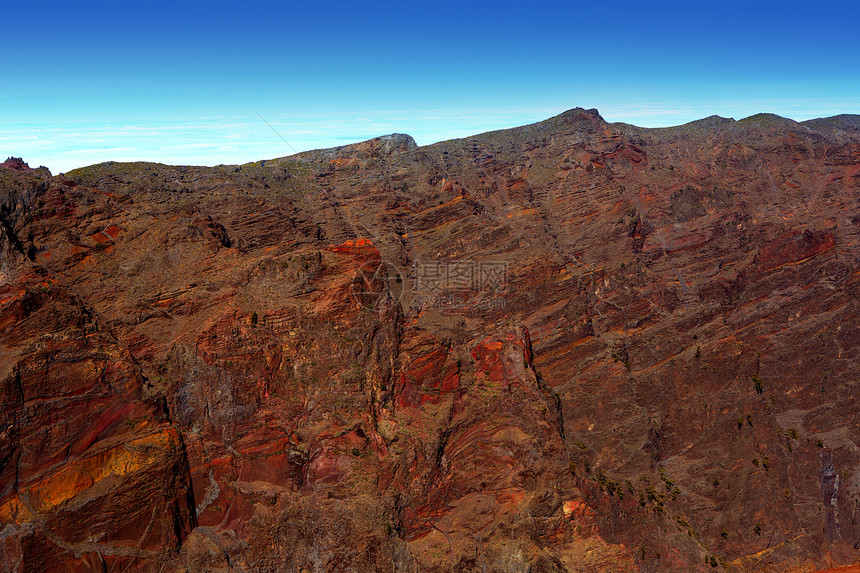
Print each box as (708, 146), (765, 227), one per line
(3, 0), (859, 173)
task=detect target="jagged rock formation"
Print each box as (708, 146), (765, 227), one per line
(0, 109), (859, 572)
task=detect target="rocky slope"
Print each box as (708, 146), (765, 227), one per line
(1, 109), (859, 572)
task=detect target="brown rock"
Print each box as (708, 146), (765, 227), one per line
(1, 110), (859, 571)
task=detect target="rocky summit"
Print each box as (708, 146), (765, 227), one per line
(1, 108), (859, 572)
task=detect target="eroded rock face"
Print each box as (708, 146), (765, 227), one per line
(1, 110), (859, 571)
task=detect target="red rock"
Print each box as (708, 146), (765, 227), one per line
(1, 110), (860, 570)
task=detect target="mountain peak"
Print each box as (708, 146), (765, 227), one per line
(288, 133), (417, 163)
(737, 112), (800, 128)
(554, 107), (605, 122)
(2, 156), (32, 171)
(374, 133), (418, 152)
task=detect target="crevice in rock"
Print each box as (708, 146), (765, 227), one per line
(175, 431), (199, 539)
(525, 331), (566, 442)
(0, 206), (26, 259)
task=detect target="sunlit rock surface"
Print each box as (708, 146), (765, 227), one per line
(1, 109), (859, 571)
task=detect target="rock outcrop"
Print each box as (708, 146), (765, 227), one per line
(1, 111), (859, 571)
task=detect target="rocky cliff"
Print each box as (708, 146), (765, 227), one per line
(1, 108), (859, 572)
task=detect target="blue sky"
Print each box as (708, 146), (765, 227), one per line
(3, 0), (859, 173)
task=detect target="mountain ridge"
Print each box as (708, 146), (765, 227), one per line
(50, 108), (860, 177)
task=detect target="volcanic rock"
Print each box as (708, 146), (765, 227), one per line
(1, 110), (859, 571)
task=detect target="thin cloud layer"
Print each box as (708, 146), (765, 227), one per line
(4, 101), (859, 173)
